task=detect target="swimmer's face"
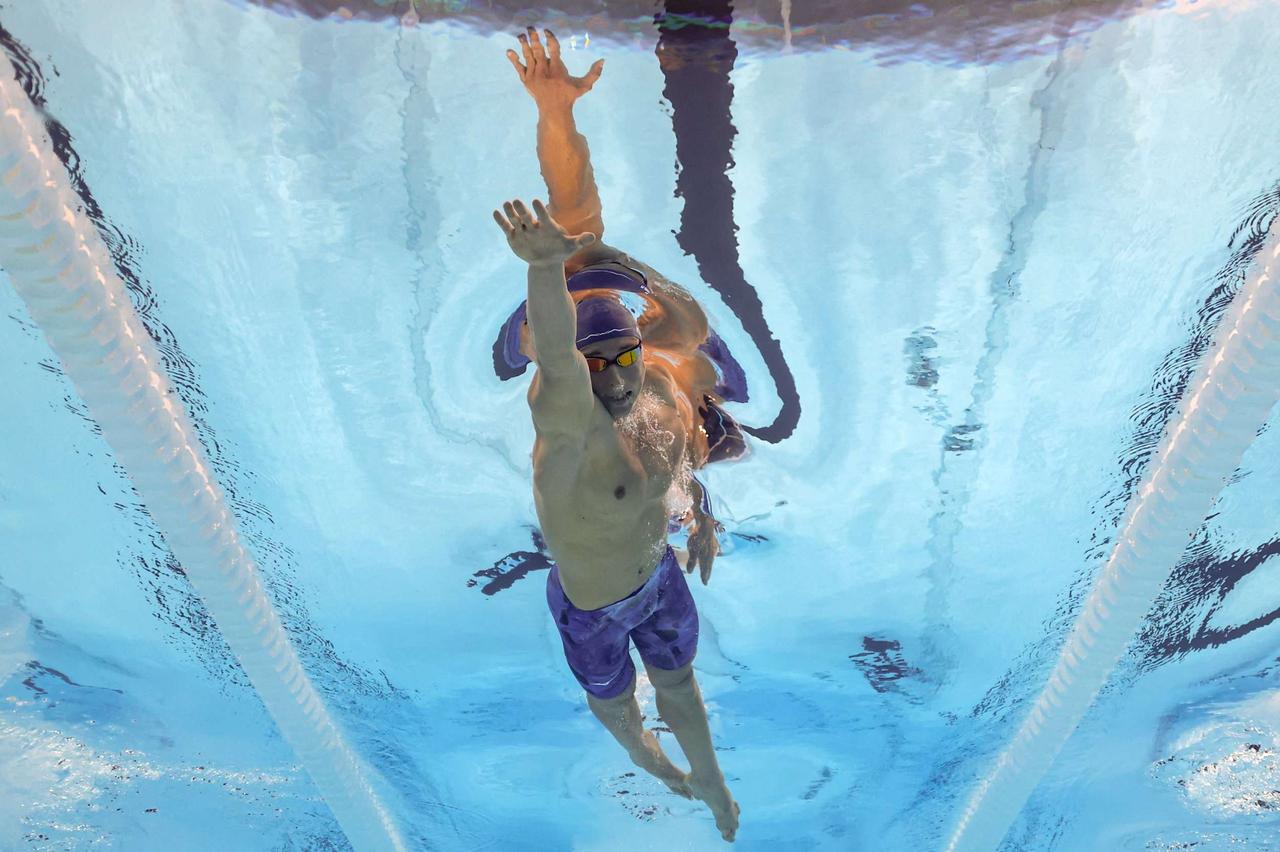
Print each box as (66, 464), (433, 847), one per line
(582, 336), (644, 420)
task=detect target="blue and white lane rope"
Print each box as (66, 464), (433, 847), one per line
(946, 213), (1280, 852)
(0, 66), (406, 852)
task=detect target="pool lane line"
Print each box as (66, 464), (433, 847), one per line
(0, 60), (406, 852)
(944, 212), (1280, 852)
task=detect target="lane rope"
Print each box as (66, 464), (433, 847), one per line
(945, 213), (1280, 851)
(0, 63), (407, 852)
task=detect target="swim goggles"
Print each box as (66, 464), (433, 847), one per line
(584, 343), (641, 373)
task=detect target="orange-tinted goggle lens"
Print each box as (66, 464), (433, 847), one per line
(585, 344), (641, 373)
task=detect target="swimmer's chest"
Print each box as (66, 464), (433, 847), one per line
(534, 402), (685, 518)
(581, 425), (660, 507)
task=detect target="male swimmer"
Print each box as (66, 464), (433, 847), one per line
(490, 26), (740, 842)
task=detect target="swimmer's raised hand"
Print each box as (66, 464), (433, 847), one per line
(493, 198), (596, 268)
(505, 26), (604, 109)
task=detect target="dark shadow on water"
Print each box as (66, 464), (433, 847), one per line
(656, 0), (802, 443)
(467, 529), (553, 595)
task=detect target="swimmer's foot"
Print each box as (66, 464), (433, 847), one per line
(629, 730), (694, 799)
(688, 771), (740, 842)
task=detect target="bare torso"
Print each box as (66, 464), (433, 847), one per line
(531, 363), (689, 610)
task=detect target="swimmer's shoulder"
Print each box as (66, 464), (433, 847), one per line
(645, 360), (679, 401)
(566, 240), (629, 275)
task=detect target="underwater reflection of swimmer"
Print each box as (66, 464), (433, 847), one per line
(490, 26), (740, 842)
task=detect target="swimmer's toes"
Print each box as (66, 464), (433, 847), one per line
(689, 775), (739, 840)
(718, 802), (741, 842)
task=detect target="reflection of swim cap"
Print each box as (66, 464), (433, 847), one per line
(575, 296), (640, 349)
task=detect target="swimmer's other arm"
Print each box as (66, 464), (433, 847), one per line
(492, 198), (597, 441)
(684, 473), (722, 585)
(506, 27), (617, 274)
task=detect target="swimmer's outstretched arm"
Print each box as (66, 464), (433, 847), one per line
(506, 26), (613, 271)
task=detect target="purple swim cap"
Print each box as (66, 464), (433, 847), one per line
(574, 296), (640, 349)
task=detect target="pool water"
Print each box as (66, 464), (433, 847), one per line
(1, 1), (1278, 849)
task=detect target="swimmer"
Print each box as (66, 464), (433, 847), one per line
(491, 26), (740, 843)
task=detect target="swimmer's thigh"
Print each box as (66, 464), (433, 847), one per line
(546, 568), (637, 699)
(630, 560), (699, 672)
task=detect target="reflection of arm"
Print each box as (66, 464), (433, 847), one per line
(508, 28), (608, 272)
(625, 256), (710, 354)
(537, 103), (605, 248)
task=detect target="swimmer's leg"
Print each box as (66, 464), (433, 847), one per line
(645, 662), (740, 841)
(586, 669), (694, 799)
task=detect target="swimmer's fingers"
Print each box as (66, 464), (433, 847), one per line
(686, 524), (702, 571)
(524, 26), (549, 73)
(530, 198), (555, 229)
(577, 59), (605, 93)
(686, 522), (716, 584)
(504, 48), (526, 81)
(695, 535), (715, 585)
(510, 199), (535, 228)
(530, 199), (596, 248)
(517, 31), (537, 74)
(545, 29), (562, 65)
(498, 198), (595, 263)
(492, 208), (515, 237)
(696, 527), (716, 580)
(499, 202), (527, 237)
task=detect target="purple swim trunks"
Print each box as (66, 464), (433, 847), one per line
(546, 546), (699, 699)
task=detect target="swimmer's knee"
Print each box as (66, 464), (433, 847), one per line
(645, 661), (694, 691)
